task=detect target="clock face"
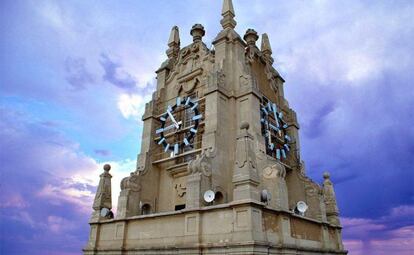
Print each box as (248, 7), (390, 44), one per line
(156, 96), (202, 156)
(260, 101), (291, 160)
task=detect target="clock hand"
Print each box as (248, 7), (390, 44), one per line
(167, 109), (180, 129)
(163, 121), (182, 132)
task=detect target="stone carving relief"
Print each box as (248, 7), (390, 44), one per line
(263, 162), (286, 179)
(235, 122), (257, 170)
(178, 77), (199, 94)
(174, 183), (187, 197)
(120, 173), (141, 192)
(187, 150), (214, 177)
(136, 152), (150, 175)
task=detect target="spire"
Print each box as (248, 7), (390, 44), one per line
(221, 0), (237, 29)
(166, 26), (180, 59)
(261, 33), (274, 64)
(261, 33), (272, 55)
(168, 26), (180, 48)
(91, 164), (113, 221)
(323, 172), (340, 225)
(222, 0), (235, 16)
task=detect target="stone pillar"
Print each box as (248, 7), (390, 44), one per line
(232, 122), (260, 201)
(262, 162), (289, 210)
(116, 172), (141, 219)
(186, 151), (212, 209)
(323, 172), (340, 225)
(90, 164), (113, 222)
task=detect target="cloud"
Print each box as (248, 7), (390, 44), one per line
(64, 57), (95, 90)
(94, 149), (111, 156)
(342, 212), (414, 255)
(100, 53), (138, 91)
(117, 93), (152, 120)
(0, 106), (136, 254)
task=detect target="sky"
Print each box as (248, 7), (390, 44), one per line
(0, 0), (413, 254)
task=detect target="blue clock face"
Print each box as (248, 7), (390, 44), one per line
(156, 96), (202, 156)
(260, 101), (291, 160)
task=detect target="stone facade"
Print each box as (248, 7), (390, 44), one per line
(84, 0), (347, 254)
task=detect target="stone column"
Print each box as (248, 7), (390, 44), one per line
(232, 122), (260, 201)
(323, 172), (340, 226)
(90, 164), (112, 222)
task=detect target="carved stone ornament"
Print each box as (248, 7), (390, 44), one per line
(120, 172), (141, 192)
(235, 122), (257, 170)
(239, 74), (251, 87)
(174, 183), (187, 197)
(263, 162), (286, 179)
(136, 152), (150, 175)
(187, 150), (214, 177)
(179, 78), (199, 93)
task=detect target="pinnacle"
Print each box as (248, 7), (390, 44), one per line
(221, 0), (237, 29)
(222, 0), (235, 16)
(168, 26), (180, 47)
(261, 33), (272, 55)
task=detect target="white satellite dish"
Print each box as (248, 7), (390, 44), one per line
(260, 190), (272, 203)
(100, 207), (110, 217)
(295, 201), (308, 216)
(203, 190), (215, 203)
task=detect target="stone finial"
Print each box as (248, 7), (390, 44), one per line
(166, 26), (180, 59)
(244, 29), (259, 46)
(91, 164), (113, 221)
(323, 171), (340, 225)
(190, 24), (205, 42)
(261, 33), (274, 64)
(221, 0), (237, 29)
(261, 33), (272, 55)
(103, 163), (111, 172)
(168, 26), (180, 47)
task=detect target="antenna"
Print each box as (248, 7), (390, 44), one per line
(100, 208), (110, 217)
(203, 190), (215, 203)
(295, 201), (308, 216)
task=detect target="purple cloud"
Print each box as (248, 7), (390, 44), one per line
(94, 149), (112, 157)
(100, 53), (138, 92)
(64, 57), (95, 90)
(0, 108), (98, 254)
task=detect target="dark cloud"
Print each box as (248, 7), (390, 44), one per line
(64, 57), (95, 90)
(99, 53), (137, 92)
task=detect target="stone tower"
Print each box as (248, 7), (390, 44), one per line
(84, 1), (347, 254)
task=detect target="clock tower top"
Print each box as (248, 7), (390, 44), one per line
(85, 1), (346, 254)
